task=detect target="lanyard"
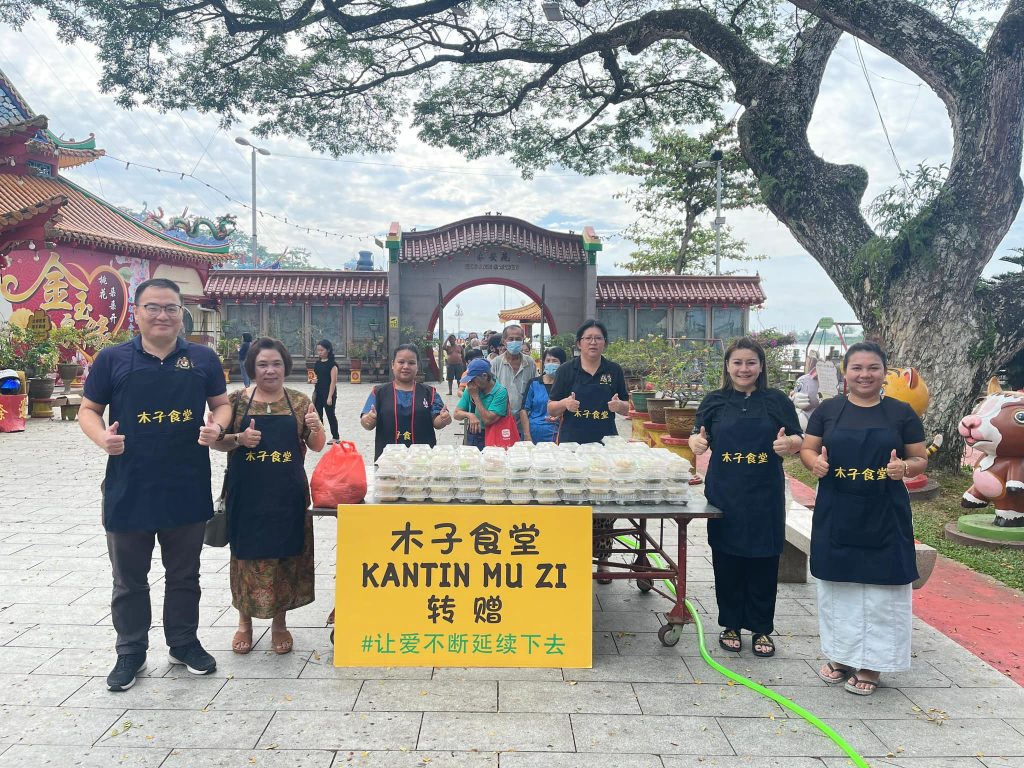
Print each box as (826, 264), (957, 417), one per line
(393, 382), (415, 444)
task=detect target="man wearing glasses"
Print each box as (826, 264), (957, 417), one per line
(80, 278), (232, 691)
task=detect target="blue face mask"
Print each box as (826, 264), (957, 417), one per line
(505, 341), (523, 355)
(544, 362), (560, 375)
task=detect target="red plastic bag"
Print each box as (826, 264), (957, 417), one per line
(484, 411), (520, 448)
(310, 440), (367, 508)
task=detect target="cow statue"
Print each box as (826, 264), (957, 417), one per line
(959, 378), (1024, 527)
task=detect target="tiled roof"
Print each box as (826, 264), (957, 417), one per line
(0, 174), (230, 263)
(399, 216), (588, 264)
(497, 301), (543, 323)
(0, 115), (46, 140)
(596, 275), (765, 306)
(0, 193), (65, 236)
(205, 270), (389, 301)
(0, 70), (32, 127)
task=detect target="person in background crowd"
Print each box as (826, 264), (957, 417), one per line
(454, 357), (509, 450)
(520, 346), (566, 444)
(492, 324), (537, 436)
(80, 277), (231, 691)
(801, 341), (927, 696)
(689, 337), (803, 659)
(547, 320), (630, 583)
(361, 344), (452, 461)
(444, 334), (465, 396)
(210, 337), (325, 656)
(238, 332), (253, 387)
(312, 339), (340, 444)
(486, 334), (504, 360)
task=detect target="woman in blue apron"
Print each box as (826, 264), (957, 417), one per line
(548, 320), (632, 582)
(689, 337), (803, 658)
(801, 341), (927, 695)
(520, 346), (566, 443)
(360, 344), (451, 461)
(212, 338), (327, 656)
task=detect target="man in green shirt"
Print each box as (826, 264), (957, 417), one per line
(454, 358), (508, 449)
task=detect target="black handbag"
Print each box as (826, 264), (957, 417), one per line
(204, 394), (241, 547)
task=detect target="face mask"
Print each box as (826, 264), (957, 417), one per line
(544, 362), (560, 375)
(505, 341), (523, 355)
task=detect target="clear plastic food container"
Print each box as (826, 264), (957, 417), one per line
(533, 490), (561, 504)
(560, 488), (589, 504)
(506, 489), (534, 504)
(481, 491), (508, 505)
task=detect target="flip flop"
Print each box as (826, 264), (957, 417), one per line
(232, 628), (253, 655)
(817, 661), (852, 684)
(844, 673), (879, 696)
(271, 629), (293, 655)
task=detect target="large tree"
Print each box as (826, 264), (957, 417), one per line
(8, 0), (1022, 467)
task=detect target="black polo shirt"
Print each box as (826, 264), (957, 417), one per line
(84, 335), (225, 424)
(548, 355), (629, 405)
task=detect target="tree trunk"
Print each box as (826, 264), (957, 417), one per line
(674, 214), (696, 275)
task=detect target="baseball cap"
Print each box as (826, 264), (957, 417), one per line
(460, 357), (492, 383)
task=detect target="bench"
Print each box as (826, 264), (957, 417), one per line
(780, 494), (937, 589)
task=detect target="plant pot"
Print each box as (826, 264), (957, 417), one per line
(646, 397), (678, 424)
(625, 376), (643, 392)
(350, 358), (363, 372)
(630, 390), (650, 413)
(664, 405), (697, 439)
(58, 363), (79, 393)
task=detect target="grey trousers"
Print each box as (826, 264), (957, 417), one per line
(106, 521), (206, 655)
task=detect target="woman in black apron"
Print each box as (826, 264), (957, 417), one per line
(801, 341), (927, 695)
(360, 344), (452, 462)
(211, 337), (326, 655)
(689, 337), (803, 657)
(548, 320), (631, 581)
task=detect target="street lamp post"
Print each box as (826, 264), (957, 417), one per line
(454, 303), (464, 336)
(696, 149), (725, 275)
(234, 137), (271, 269)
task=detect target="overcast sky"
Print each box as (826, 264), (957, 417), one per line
(2, 17), (1021, 336)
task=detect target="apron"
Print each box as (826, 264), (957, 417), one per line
(557, 374), (617, 445)
(226, 389), (308, 560)
(810, 399), (918, 585)
(103, 346), (212, 531)
(704, 392), (786, 558)
(374, 383), (437, 460)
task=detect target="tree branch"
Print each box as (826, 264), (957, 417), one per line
(788, 0), (981, 108)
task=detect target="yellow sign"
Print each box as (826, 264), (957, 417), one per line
(335, 504), (593, 668)
(389, 316), (399, 329)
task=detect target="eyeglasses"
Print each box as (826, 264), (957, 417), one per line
(579, 336), (605, 344)
(140, 303), (183, 317)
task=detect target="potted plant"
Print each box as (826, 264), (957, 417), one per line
(0, 321), (30, 382)
(48, 326), (86, 392)
(216, 335), (240, 382)
(401, 326), (438, 381)
(348, 340), (370, 373)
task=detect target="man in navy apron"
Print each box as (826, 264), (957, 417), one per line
(80, 278), (233, 691)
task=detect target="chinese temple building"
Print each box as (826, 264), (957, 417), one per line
(204, 215), (766, 369)
(0, 69), (230, 341)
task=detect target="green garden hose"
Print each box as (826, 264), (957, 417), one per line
(613, 535), (871, 768)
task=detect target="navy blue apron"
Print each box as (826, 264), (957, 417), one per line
(704, 392), (786, 558)
(103, 346), (212, 531)
(226, 389), (308, 560)
(557, 372), (618, 445)
(810, 399), (918, 585)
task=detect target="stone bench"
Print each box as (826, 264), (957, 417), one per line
(779, 496), (937, 589)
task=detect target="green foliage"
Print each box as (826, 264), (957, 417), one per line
(224, 231), (313, 270)
(216, 336), (240, 363)
(47, 326), (87, 363)
(605, 335), (721, 399)
(0, 321), (31, 371)
(866, 163), (949, 238)
(747, 328), (797, 390)
(544, 332), (578, 357)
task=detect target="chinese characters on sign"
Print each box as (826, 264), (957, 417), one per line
(336, 504), (591, 668)
(833, 466), (889, 480)
(719, 452), (770, 464)
(574, 410), (611, 420)
(137, 408), (195, 425)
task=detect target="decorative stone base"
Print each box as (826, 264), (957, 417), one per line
(944, 514), (1024, 550)
(907, 477), (940, 502)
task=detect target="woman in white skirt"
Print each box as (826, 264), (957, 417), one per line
(800, 341), (928, 695)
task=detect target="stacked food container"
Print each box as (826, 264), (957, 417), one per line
(370, 439), (692, 505)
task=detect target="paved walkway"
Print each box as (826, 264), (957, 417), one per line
(1, 380), (1022, 767)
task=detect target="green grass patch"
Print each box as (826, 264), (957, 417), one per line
(782, 458), (1024, 593)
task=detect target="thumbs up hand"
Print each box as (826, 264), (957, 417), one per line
(361, 404), (378, 430)
(886, 448), (907, 480)
(198, 411), (222, 446)
(608, 393), (627, 415)
(691, 425), (709, 456)
(304, 402), (322, 432)
(812, 445), (830, 478)
(238, 418), (262, 448)
(436, 406), (452, 427)
(102, 420), (125, 456)
(564, 391), (580, 414)
(772, 427), (791, 457)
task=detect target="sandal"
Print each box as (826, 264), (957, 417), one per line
(844, 673), (879, 696)
(232, 627), (253, 655)
(751, 633), (775, 658)
(596, 564), (612, 585)
(718, 629), (741, 653)
(271, 629), (293, 655)
(818, 661), (853, 684)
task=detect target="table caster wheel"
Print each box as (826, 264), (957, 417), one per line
(637, 578), (653, 593)
(658, 623), (682, 647)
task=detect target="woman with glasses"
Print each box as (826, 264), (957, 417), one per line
(209, 337), (326, 656)
(547, 320), (631, 583)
